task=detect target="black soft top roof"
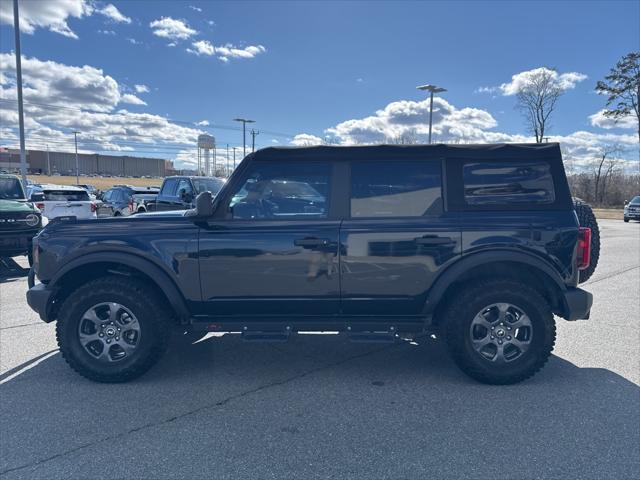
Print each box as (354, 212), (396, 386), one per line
(251, 142), (562, 162)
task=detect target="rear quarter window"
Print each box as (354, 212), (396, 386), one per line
(463, 161), (555, 206)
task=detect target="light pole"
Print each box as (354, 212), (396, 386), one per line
(232, 147), (237, 170)
(251, 129), (259, 153)
(13, 0), (27, 184)
(233, 118), (255, 158)
(73, 131), (80, 184)
(417, 84), (447, 144)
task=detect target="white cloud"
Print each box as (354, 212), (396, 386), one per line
(0, 53), (207, 168)
(482, 67), (588, 96)
(0, 53), (121, 111)
(0, 0), (90, 39)
(189, 5), (203, 12)
(188, 40), (215, 56)
(206, 20), (215, 26)
(291, 134), (324, 146)
(195, 120), (210, 126)
(299, 95), (638, 166)
(97, 4), (130, 24)
(126, 38), (141, 45)
(134, 84), (150, 94)
(187, 41), (266, 61)
(214, 44), (266, 60)
(121, 94), (146, 106)
(150, 16), (197, 41)
(589, 109), (637, 130)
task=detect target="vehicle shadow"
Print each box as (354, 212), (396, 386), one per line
(1, 334), (638, 479)
(0, 257), (29, 283)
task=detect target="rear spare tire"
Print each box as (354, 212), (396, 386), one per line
(573, 198), (600, 283)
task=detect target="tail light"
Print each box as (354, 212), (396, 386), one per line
(90, 202), (97, 213)
(128, 198), (134, 213)
(36, 202), (45, 211)
(577, 227), (591, 270)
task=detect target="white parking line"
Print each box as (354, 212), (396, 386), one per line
(0, 350), (59, 385)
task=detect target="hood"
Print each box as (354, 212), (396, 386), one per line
(134, 210), (188, 217)
(0, 199), (37, 213)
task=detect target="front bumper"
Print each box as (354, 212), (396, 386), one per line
(624, 210), (640, 219)
(562, 287), (593, 321)
(0, 229), (37, 257)
(26, 279), (54, 322)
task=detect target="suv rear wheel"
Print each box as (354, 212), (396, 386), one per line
(56, 276), (171, 382)
(443, 280), (556, 385)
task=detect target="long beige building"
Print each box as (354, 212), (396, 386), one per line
(0, 148), (172, 177)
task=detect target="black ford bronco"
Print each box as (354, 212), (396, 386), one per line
(26, 143), (593, 384)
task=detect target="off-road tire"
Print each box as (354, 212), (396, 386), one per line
(443, 280), (556, 385)
(56, 276), (171, 383)
(624, 216), (629, 223)
(573, 198), (600, 283)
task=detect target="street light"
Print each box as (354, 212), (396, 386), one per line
(417, 84), (447, 144)
(233, 118), (255, 158)
(73, 131), (80, 184)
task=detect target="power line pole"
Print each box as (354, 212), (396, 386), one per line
(13, 0), (27, 185)
(251, 129), (259, 153)
(46, 144), (50, 176)
(233, 118), (255, 158)
(226, 144), (229, 172)
(73, 131), (80, 184)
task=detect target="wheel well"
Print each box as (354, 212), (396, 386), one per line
(49, 262), (180, 324)
(431, 261), (564, 325)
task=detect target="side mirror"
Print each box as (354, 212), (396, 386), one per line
(30, 192), (45, 202)
(194, 191), (214, 217)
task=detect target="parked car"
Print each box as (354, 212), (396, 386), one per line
(623, 196), (640, 222)
(146, 176), (225, 212)
(27, 143), (593, 385)
(77, 184), (98, 200)
(0, 174), (43, 265)
(97, 185), (159, 217)
(32, 184), (97, 221)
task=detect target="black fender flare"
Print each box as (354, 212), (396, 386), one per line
(50, 251), (190, 321)
(423, 249), (567, 317)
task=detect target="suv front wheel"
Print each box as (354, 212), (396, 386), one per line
(56, 276), (171, 382)
(443, 280), (556, 385)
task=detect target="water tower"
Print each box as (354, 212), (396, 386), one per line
(197, 134), (215, 176)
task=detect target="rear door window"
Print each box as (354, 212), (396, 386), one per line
(463, 161), (555, 205)
(43, 190), (90, 202)
(350, 161), (442, 218)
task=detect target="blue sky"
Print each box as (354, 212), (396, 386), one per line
(0, 0), (638, 168)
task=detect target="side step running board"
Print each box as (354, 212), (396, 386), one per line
(348, 331), (398, 344)
(241, 331), (291, 343)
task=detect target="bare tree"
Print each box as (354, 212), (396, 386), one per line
(516, 69), (563, 143)
(590, 145), (624, 204)
(386, 128), (420, 145)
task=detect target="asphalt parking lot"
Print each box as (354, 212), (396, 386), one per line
(1, 219), (638, 479)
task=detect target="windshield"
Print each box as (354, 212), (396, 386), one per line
(43, 190), (90, 201)
(192, 178), (225, 195)
(630, 196), (640, 205)
(0, 177), (26, 200)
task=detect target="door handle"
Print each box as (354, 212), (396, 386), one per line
(294, 237), (330, 247)
(415, 235), (455, 246)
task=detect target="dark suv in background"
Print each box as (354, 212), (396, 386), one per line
(27, 143), (593, 385)
(97, 185), (159, 217)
